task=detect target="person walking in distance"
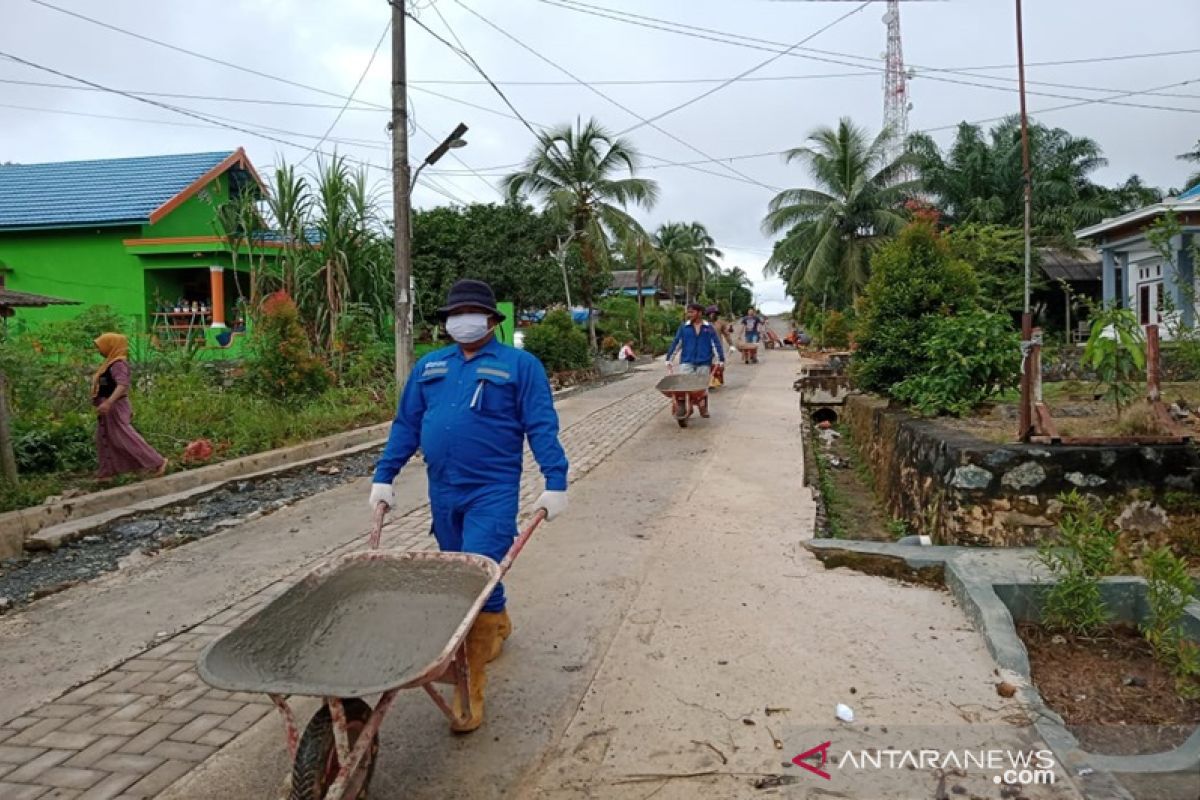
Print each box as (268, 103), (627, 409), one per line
(91, 333), (167, 480)
(740, 307), (765, 363)
(369, 279), (569, 733)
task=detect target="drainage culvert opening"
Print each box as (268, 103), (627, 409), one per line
(811, 407), (839, 426)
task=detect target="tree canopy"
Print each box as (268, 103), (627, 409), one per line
(762, 117), (916, 306)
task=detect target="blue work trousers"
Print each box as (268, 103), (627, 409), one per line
(430, 482), (519, 613)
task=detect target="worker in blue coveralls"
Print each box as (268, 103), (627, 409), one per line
(665, 302), (725, 418)
(369, 279), (568, 733)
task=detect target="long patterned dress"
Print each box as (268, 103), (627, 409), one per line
(94, 361), (166, 478)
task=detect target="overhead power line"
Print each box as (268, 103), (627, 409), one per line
(614, 1), (871, 137)
(400, 3), (543, 138)
(539, 0), (1200, 115)
(451, 0), (780, 191)
(25, 0), (379, 106)
(0, 50), (470, 206)
(298, 21), (391, 166)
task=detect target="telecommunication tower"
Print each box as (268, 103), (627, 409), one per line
(882, 1), (910, 154)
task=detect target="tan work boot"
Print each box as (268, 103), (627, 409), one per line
(488, 609), (513, 662)
(450, 611), (507, 733)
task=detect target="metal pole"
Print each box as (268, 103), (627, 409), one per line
(392, 2), (413, 389)
(1016, 0), (1034, 442)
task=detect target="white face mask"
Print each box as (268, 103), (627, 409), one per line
(446, 313), (491, 344)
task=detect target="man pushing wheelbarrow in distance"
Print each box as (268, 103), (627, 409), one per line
(705, 306), (730, 388)
(665, 302), (725, 417)
(369, 279), (568, 733)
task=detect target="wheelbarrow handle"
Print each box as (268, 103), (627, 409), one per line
(497, 509), (547, 577)
(368, 501), (389, 549)
(368, 502), (547, 568)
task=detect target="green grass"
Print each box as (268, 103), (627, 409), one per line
(2, 375), (397, 514)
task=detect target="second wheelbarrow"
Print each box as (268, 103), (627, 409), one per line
(196, 504), (545, 800)
(656, 372), (712, 428)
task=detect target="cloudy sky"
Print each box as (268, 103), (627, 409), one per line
(3, 0), (1198, 313)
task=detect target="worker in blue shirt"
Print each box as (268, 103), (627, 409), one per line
(369, 279), (568, 733)
(665, 302), (725, 417)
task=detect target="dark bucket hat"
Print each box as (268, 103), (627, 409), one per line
(437, 279), (506, 321)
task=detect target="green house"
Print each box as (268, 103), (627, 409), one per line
(0, 149), (281, 351)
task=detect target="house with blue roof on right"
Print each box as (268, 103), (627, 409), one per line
(1076, 184), (1200, 336)
(0, 148), (288, 352)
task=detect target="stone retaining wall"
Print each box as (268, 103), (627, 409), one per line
(843, 394), (1200, 546)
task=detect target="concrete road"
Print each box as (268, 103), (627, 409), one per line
(160, 351), (1079, 800)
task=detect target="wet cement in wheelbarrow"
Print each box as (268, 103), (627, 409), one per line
(200, 557), (494, 698)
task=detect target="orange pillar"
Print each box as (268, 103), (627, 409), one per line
(209, 266), (226, 327)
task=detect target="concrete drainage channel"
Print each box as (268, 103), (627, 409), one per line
(0, 444), (383, 612)
(805, 538), (1200, 800)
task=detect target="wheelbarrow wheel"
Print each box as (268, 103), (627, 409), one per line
(676, 416), (688, 428)
(290, 698), (377, 800)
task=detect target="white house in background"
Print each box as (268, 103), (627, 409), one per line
(1075, 184), (1200, 335)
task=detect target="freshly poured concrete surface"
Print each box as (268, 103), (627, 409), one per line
(163, 347), (1080, 800)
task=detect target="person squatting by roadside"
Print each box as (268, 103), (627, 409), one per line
(665, 302), (725, 416)
(369, 279), (568, 733)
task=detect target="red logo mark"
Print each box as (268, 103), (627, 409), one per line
(792, 741), (832, 780)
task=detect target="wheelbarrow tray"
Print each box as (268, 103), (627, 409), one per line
(655, 373), (711, 394)
(197, 550), (501, 699)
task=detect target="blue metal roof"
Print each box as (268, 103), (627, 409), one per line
(1180, 184), (1200, 201)
(0, 151), (235, 231)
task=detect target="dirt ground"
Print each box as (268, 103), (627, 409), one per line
(942, 381), (1200, 443)
(1019, 623), (1200, 756)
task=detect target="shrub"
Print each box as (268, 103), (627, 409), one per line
(1140, 547), (1200, 697)
(600, 336), (620, 357)
(596, 297), (682, 345)
(12, 414), (94, 474)
(1083, 306), (1145, 418)
(891, 311), (1021, 416)
(820, 310), (851, 349)
(1036, 491), (1118, 635)
(853, 222), (979, 393)
(523, 310), (590, 374)
(244, 291), (332, 402)
(333, 304), (393, 389)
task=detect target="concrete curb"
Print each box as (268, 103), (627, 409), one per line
(805, 538), (1200, 799)
(0, 421), (392, 559)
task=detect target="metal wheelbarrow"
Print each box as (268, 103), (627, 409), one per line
(656, 371), (712, 428)
(197, 504), (545, 800)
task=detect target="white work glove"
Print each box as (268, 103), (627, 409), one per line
(368, 482), (395, 511)
(535, 490), (569, 520)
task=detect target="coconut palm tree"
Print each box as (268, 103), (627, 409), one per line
(649, 221), (725, 304)
(504, 117), (658, 348)
(762, 117), (916, 302)
(685, 221), (723, 301)
(650, 222), (700, 304)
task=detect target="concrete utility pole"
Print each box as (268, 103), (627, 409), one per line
(1015, 0), (1035, 442)
(392, 1), (414, 389)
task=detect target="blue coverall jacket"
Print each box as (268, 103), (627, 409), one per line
(373, 337), (568, 611)
(666, 321), (726, 366)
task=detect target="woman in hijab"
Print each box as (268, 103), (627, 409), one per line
(92, 333), (167, 480)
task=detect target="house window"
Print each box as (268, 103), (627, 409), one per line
(1140, 284), (1152, 325)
